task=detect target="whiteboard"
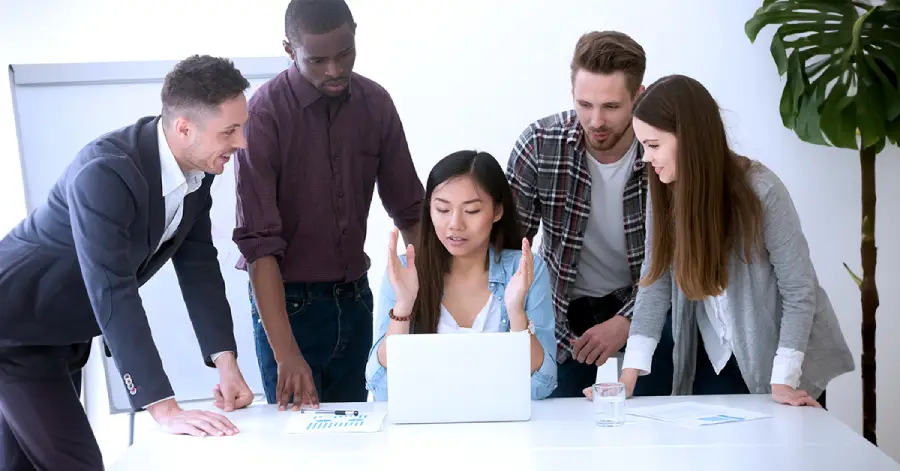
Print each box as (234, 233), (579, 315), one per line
(9, 56), (291, 413)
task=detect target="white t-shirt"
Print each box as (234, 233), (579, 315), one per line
(571, 140), (639, 299)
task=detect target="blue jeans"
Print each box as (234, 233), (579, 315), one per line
(250, 275), (374, 404)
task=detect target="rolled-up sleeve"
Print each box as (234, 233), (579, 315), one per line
(376, 93), (424, 230)
(621, 335), (658, 375)
(365, 260), (401, 401)
(506, 126), (542, 242)
(232, 110), (286, 264)
(526, 256), (558, 399)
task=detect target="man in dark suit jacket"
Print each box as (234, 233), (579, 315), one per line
(0, 55), (256, 470)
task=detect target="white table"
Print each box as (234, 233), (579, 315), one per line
(109, 395), (898, 470)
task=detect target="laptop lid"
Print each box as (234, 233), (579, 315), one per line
(385, 331), (532, 424)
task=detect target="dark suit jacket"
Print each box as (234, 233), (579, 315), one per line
(0, 115), (237, 410)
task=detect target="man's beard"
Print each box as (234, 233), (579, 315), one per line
(586, 128), (626, 152)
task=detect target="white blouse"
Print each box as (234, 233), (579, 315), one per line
(437, 296), (503, 334)
(624, 288), (805, 388)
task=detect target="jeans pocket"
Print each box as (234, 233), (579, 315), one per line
(359, 289), (374, 314)
(285, 296), (308, 317)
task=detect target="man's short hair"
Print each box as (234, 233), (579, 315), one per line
(284, 0), (355, 44)
(160, 55), (250, 124)
(571, 31), (647, 95)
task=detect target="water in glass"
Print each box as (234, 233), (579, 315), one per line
(592, 382), (626, 427)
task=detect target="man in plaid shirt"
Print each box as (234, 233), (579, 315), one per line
(506, 31), (674, 398)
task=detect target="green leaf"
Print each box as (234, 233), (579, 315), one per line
(857, 79), (888, 149)
(771, 34), (789, 75)
(844, 262), (863, 288)
(798, 43), (845, 61)
(795, 90), (829, 145)
(868, 49), (899, 85)
(852, 3), (878, 46)
(804, 55), (839, 79)
(866, 51), (900, 120)
(780, 82), (797, 129)
(873, 136), (887, 154)
(820, 80), (859, 149)
(810, 58), (846, 94)
(867, 26), (900, 46)
(748, 0), (898, 150)
(786, 30), (851, 50)
(825, 102), (859, 149)
(780, 51), (807, 128)
(746, 4), (844, 42)
(862, 52), (900, 121)
(776, 22), (840, 42)
(758, 1), (847, 17)
(799, 46), (846, 77)
(871, 41), (900, 68)
(887, 115), (900, 146)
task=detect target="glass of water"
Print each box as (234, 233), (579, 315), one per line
(592, 382), (626, 427)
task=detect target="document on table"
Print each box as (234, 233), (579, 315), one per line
(626, 402), (771, 427)
(284, 411), (387, 434)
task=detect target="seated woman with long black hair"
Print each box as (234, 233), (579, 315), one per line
(364, 150), (558, 400)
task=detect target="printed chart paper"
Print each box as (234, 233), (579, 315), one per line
(284, 411), (387, 434)
(626, 402), (772, 427)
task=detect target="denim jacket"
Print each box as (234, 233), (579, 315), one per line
(364, 247), (558, 400)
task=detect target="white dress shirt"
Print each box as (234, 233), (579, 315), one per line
(623, 288), (805, 389)
(146, 120), (229, 407)
(155, 120), (206, 250)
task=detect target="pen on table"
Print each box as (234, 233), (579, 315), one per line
(301, 409), (360, 416)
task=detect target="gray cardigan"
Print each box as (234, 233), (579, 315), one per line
(630, 163), (855, 398)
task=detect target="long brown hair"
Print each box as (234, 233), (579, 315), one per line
(411, 151), (523, 333)
(634, 75), (764, 300)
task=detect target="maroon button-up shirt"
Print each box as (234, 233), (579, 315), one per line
(232, 66), (424, 283)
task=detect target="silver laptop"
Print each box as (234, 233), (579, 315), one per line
(385, 331), (532, 424)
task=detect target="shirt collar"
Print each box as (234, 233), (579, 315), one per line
(624, 138), (644, 171)
(287, 64), (353, 109)
(156, 119), (205, 196)
(487, 246), (506, 284)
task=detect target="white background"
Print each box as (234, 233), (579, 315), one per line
(0, 0), (897, 466)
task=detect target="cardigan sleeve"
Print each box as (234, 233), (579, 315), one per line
(622, 192), (672, 373)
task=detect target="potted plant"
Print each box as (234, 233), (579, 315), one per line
(745, 0), (899, 446)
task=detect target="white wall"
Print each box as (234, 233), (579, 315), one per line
(1, 0), (898, 465)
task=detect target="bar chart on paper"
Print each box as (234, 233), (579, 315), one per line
(285, 412), (387, 434)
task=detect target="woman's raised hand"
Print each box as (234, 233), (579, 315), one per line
(386, 227), (418, 314)
(504, 238), (535, 315)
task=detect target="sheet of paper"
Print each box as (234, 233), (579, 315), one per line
(626, 401), (771, 427)
(595, 356), (619, 383)
(284, 411), (387, 434)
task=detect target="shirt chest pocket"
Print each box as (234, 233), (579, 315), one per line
(354, 147), (380, 197)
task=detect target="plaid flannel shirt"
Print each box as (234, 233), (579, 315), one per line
(506, 110), (648, 363)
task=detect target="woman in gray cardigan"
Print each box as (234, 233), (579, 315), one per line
(618, 74), (854, 408)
